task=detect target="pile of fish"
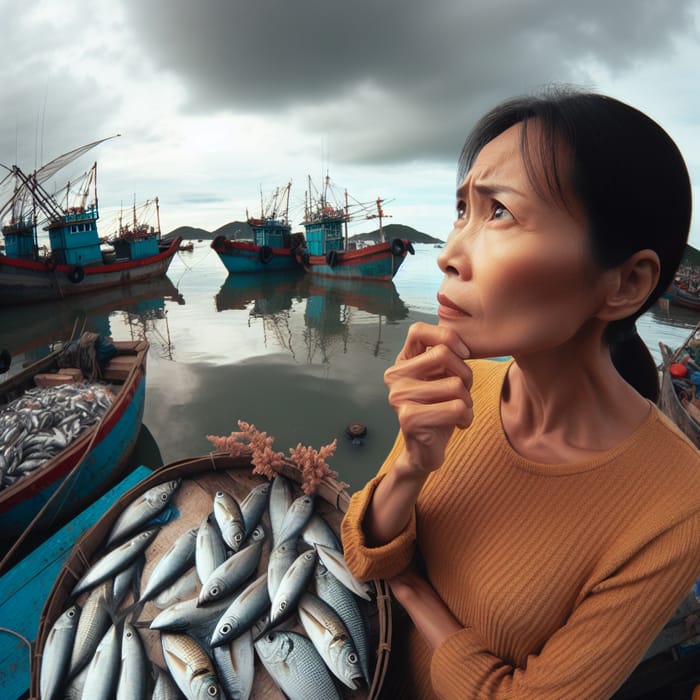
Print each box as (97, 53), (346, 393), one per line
(0, 382), (115, 491)
(39, 472), (377, 700)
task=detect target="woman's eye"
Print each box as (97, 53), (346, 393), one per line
(492, 202), (513, 220)
(456, 202), (466, 220)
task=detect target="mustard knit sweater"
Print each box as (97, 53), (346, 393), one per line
(341, 359), (700, 700)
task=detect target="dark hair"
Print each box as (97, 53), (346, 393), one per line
(459, 86), (692, 401)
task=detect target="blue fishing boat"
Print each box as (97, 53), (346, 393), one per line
(0, 140), (180, 305)
(296, 175), (414, 281)
(0, 336), (148, 542)
(211, 182), (305, 273)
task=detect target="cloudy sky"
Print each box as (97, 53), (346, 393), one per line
(2, 0), (700, 245)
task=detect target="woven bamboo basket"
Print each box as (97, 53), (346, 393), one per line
(30, 452), (392, 699)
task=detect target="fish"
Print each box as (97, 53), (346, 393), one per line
(314, 559), (371, 686)
(105, 480), (180, 547)
(150, 592), (237, 635)
(302, 513), (342, 551)
(140, 527), (198, 603)
(297, 591), (364, 690)
(315, 542), (373, 600)
(254, 630), (342, 700)
(39, 604), (80, 700)
(269, 474), (295, 545)
(212, 630), (255, 700)
(276, 494), (315, 545)
(154, 568), (199, 609)
(239, 481), (270, 536)
(269, 548), (318, 626)
(213, 490), (246, 551)
(67, 582), (113, 680)
(210, 573), (270, 647)
(80, 623), (121, 699)
(195, 513), (228, 583)
(198, 526), (265, 606)
(267, 539), (298, 602)
(112, 555), (143, 609)
(71, 528), (160, 597)
(116, 622), (149, 700)
(161, 632), (222, 700)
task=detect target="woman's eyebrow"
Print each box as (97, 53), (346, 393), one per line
(456, 180), (524, 200)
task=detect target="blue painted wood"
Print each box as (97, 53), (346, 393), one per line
(0, 466), (152, 700)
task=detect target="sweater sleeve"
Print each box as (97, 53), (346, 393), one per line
(340, 432), (419, 582)
(429, 511), (700, 700)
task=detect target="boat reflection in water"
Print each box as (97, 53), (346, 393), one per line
(215, 271), (409, 363)
(0, 275), (185, 377)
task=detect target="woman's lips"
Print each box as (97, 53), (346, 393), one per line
(437, 293), (469, 318)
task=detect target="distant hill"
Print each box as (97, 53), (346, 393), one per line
(163, 221), (443, 244)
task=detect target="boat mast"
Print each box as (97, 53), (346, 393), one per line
(344, 188), (349, 248)
(155, 196), (161, 237)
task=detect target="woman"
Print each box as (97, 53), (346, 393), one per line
(341, 87), (700, 699)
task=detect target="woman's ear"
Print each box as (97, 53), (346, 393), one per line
(597, 249), (660, 321)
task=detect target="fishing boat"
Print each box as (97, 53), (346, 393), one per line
(0, 335), (148, 544)
(0, 140), (181, 305)
(211, 182), (305, 273)
(295, 175), (414, 281)
(667, 283), (700, 311)
(658, 325), (700, 449)
(30, 450), (392, 699)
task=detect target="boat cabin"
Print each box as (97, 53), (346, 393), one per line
(46, 206), (102, 266)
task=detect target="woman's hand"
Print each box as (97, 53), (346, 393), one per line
(389, 562), (462, 650)
(385, 322), (474, 473)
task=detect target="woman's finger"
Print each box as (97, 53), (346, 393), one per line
(398, 322), (470, 362)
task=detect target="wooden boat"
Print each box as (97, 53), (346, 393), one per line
(211, 182), (305, 273)
(668, 282), (700, 311)
(296, 175), (414, 281)
(658, 325), (700, 449)
(30, 452), (392, 699)
(0, 336), (148, 544)
(0, 143), (180, 305)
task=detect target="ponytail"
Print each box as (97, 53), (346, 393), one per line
(606, 320), (659, 402)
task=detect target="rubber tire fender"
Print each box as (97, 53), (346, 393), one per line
(212, 235), (226, 249)
(45, 259), (57, 272)
(68, 265), (85, 284)
(406, 241), (415, 255)
(390, 238), (406, 256)
(259, 245), (273, 264)
(326, 249), (339, 268)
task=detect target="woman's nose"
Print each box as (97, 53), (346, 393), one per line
(437, 226), (471, 279)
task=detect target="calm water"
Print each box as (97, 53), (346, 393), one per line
(1, 243), (698, 494)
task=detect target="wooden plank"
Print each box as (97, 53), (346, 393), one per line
(0, 466), (152, 700)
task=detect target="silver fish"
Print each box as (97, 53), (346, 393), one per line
(68, 582), (112, 680)
(71, 528), (159, 597)
(239, 481), (270, 535)
(276, 493), (315, 545)
(105, 479), (180, 546)
(267, 539), (298, 601)
(297, 592), (364, 690)
(64, 664), (89, 700)
(141, 527), (198, 602)
(161, 632), (222, 700)
(314, 560), (371, 686)
(269, 474), (295, 545)
(254, 630), (342, 700)
(116, 622), (149, 700)
(196, 513), (228, 583)
(302, 513), (342, 551)
(213, 490), (246, 551)
(314, 542), (373, 600)
(269, 548), (317, 626)
(39, 604), (80, 700)
(210, 573), (270, 647)
(212, 630), (254, 700)
(112, 555), (143, 609)
(198, 526), (265, 606)
(80, 623), (121, 699)
(150, 592), (236, 634)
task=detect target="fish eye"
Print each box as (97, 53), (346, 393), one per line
(67, 609), (75, 618)
(126, 630), (133, 639)
(266, 633), (274, 642)
(349, 653), (358, 663)
(210, 586), (220, 597)
(216, 491), (223, 497)
(207, 686), (219, 697)
(279, 601), (287, 610)
(234, 533), (243, 543)
(160, 493), (168, 501)
(221, 624), (231, 635)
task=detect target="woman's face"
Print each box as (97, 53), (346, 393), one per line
(437, 121), (609, 359)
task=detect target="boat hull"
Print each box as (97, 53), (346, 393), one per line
(658, 342), (700, 449)
(0, 238), (181, 305)
(211, 238), (301, 273)
(669, 284), (700, 311)
(0, 341), (148, 540)
(302, 239), (412, 281)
